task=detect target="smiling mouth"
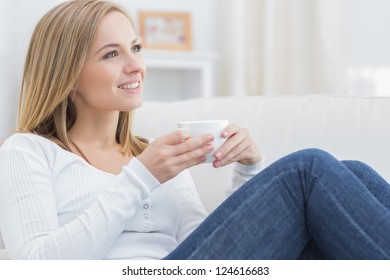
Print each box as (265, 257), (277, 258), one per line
(118, 81), (140, 90)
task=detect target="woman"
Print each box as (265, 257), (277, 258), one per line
(0, 0), (389, 260)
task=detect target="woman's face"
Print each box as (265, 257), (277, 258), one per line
(75, 11), (146, 113)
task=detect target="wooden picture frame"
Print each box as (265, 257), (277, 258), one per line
(138, 11), (192, 51)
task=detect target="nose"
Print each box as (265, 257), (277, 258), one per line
(124, 51), (145, 75)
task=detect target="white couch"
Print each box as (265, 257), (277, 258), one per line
(1, 95), (389, 259)
(134, 95), (390, 212)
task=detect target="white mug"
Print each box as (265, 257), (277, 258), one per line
(177, 120), (229, 163)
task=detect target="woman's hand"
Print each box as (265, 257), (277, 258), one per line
(212, 124), (262, 168)
(137, 130), (214, 184)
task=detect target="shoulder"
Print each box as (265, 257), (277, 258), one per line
(2, 133), (52, 148)
(1, 133), (62, 158)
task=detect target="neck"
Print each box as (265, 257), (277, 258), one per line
(68, 110), (120, 148)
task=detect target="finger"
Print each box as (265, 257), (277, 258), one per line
(214, 129), (247, 161)
(214, 140), (249, 168)
(176, 143), (214, 168)
(221, 124), (240, 139)
(175, 133), (214, 155)
(161, 129), (191, 145)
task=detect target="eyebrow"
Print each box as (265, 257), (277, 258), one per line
(94, 38), (140, 55)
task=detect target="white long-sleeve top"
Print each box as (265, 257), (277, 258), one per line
(0, 133), (262, 259)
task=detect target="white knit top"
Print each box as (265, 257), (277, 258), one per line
(0, 133), (262, 259)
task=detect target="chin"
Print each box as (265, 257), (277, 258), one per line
(133, 99), (143, 109)
(133, 94), (144, 109)
(121, 97), (143, 111)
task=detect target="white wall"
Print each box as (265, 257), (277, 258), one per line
(0, 1), (12, 141)
(0, 0), (65, 140)
(343, 0), (390, 66)
(342, 0), (390, 96)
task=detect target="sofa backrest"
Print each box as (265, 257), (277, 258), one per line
(134, 95), (390, 212)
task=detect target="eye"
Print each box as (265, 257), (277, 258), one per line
(131, 44), (143, 53)
(104, 50), (118, 59)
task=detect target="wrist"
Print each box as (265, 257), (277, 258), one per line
(238, 153), (264, 166)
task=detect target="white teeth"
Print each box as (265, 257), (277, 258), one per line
(119, 81), (140, 90)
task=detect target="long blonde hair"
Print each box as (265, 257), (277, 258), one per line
(17, 0), (148, 155)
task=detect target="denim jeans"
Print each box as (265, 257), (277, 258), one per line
(164, 149), (390, 259)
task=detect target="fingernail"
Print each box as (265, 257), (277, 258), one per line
(222, 131), (229, 138)
(215, 152), (223, 159)
(208, 134), (215, 141)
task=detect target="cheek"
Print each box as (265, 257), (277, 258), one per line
(78, 65), (117, 97)
(140, 59), (147, 79)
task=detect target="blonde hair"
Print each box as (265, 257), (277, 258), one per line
(17, 0), (148, 155)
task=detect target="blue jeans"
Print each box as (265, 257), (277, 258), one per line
(164, 149), (390, 259)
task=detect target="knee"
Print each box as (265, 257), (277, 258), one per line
(294, 148), (333, 161)
(290, 148), (336, 168)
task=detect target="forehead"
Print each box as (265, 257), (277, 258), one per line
(93, 11), (136, 46)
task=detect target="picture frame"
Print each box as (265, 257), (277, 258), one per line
(138, 11), (192, 51)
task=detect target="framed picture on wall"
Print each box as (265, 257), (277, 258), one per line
(138, 11), (192, 51)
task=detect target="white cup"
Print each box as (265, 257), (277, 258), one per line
(177, 120), (229, 163)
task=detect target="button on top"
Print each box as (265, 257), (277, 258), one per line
(143, 213), (149, 219)
(143, 204), (149, 209)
